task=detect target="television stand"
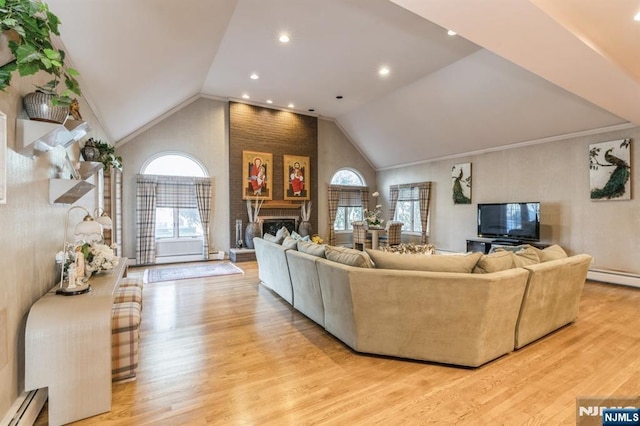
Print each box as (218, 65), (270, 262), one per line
(466, 238), (550, 254)
(492, 238), (522, 245)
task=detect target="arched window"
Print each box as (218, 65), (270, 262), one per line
(140, 153), (209, 243)
(330, 168), (365, 186)
(330, 168), (366, 232)
(142, 152), (208, 177)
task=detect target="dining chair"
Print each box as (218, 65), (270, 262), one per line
(378, 221), (403, 247)
(352, 221), (372, 250)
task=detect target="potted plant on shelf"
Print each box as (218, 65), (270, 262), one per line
(81, 138), (123, 171)
(0, 0), (82, 123)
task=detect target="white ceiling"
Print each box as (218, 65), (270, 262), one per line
(45, 0), (639, 169)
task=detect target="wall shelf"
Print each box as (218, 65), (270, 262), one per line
(49, 161), (102, 204)
(16, 117), (91, 157)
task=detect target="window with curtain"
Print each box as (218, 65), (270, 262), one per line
(389, 182), (432, 244)
(142, 154), (208, 241)
(394, 186), (422, 233)
(330, 169), (366, 232)
(136, 153), (212, 265)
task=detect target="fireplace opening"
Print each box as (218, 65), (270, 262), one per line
(259, 216), (298, 236)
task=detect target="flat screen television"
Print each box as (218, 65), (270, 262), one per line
(477, 202), (541, 242)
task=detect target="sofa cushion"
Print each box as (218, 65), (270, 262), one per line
(263, 233), (280, 244)
(535, 244), (568, 262)
(263, 226), (291, 244)
(473, 250), (514, 273)
(366, 250), (482, 273)
(326, 245), (373, 268)
(507, 246), (540, 267)
(282, 236), (298, 250)
(297, 240), (326, 258)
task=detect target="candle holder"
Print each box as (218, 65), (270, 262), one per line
(235, 219), (243, 249)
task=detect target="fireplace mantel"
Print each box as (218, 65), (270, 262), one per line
(259, 201), (304, 209)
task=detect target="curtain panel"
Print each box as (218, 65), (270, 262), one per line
(136, 175), (158, 265)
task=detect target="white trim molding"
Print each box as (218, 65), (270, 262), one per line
(588, 269), (640, 288)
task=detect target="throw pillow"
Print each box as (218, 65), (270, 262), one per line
(473, 250), (514, 273)
(365, 250), (482, 273)
(325, 246), (374, 268)
(297, 240), (326, 258)
(489, 244), (531, 253)
(274, 226), (291, 243)
(282, 236), (298, 250)
(536, 244), (568, 262)
(263, 233), (280, 244)
(498, 246), (540, 267)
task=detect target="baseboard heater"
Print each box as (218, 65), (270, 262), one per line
(155, 238), (205, 264)
(588, 269), (640, 288)
(1, 389), (47, 426)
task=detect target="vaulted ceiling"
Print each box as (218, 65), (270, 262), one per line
(45, 0), (640, 169)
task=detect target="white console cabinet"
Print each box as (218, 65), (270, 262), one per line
(24, 259), (127, 425)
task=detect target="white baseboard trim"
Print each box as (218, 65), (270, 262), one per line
(588, 269), (640, 288)
(1, 389), (47, 426)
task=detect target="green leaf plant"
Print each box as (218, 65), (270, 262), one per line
(0, 0), (81, 106)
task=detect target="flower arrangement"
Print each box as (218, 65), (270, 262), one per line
(364, 191), (383, 227)
(311, 234), (323, 244)
(56, 241), (118, 280)
(81, 242), (118, 275)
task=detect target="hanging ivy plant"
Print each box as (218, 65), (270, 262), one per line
(0, 0), (81, 106)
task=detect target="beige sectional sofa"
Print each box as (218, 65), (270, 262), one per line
(253, 236), (591, 367)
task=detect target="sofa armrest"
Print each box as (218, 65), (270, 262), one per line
(253, 237), (294, 304)
(515, 253), (592, 349)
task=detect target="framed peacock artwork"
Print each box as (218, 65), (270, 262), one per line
(589, 138), (631, 201)
(452, 163), (471, 204)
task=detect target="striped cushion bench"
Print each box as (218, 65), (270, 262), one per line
(114, 285), (143, 308)
(112, 301), (141, 381)
(119, 277), (144, 290)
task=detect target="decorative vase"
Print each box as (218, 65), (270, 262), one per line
(81, 139), (100, 161)
(245, 222), (261, 249)
(23, 91), (70, 124)
(298, 221), (312, 237)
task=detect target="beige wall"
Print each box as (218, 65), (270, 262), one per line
(378, 126), (640, 274)
(0, 76), (111, 419)
(117, 97), (230, 261)
(317, 120), (377, 245)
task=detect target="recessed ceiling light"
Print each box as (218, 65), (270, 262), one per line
(447, 29), (457, 36)
(242, 94), (250, 99)
(634, 12), (640, 21)
(279, 34), (290, 43)
(288, 103), (295, 108)
(266, 99), (273, 104)
(250, 73), (259, 80)
(379, 67), (390, 76)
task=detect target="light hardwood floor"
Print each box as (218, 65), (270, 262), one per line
(35, 261), (640, 425)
